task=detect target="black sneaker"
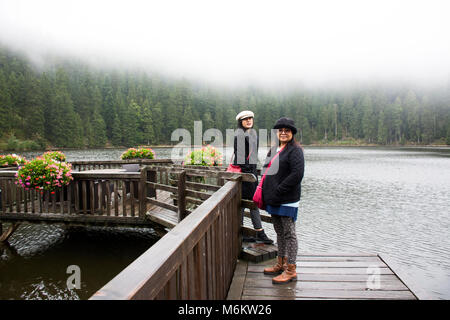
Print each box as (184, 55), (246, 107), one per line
(256, 230), (274, 244)
(243, 235), (256, 242)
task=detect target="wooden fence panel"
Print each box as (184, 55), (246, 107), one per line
(90, 179), (242, 300)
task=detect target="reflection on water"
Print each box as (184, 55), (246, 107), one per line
(0, 224), (159, 300)
(1, 147), (450, 300)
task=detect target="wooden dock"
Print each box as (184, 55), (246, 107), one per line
(227, 253), (418, 300)
(1, 160), (422, 300)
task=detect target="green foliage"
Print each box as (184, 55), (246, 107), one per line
(15, 157), (73, 192)
(42, 150), (67, 162)
(120, 147), (155, 160)
(0, 153), (27, 167)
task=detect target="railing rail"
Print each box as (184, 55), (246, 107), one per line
(71, 159), (173, 171)
(0, 170), (147, 218)
(90, 178), (242, 300)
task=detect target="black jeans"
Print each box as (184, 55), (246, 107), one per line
(241, 207), (263, 230)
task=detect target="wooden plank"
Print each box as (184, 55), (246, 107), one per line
(139, 170), (147, 218)
(0, 180), (6, 213)
(226, 259), (248, 300)
(242, 288), (416, 300)
(0, 212), (157, 226)
(246, 265), (394, 275)
(114, 180), (119, 217)
(74, 182), (79, 213)
(23, 188), (28, 213)
(245, 272), (400, 282)
(185, 181), (221, 192)
(177, 171), (187, 221)
(15, 185), (21, 213)
(147, 198), (178, 212)
(51, 192), (56, 213)
(296, 261), (388, 268)
(82, 181), (87, 213)
(121, 181), (126, 217)
(146, 210), (177, 229)
(105, 181), (111, 216)
(243, 278), (409, 291)
(90, 181), (95, 214)
(180, 259), (188, 299)
(60, 187), (64, 214)
(205, 228), (213, 299)
(7, 180), (13, 213)
(146, 182), (178, 193)
(130, 181), (135, 217)
(185, 189), (212, 201)
(31, 189), (36, 213)
(297, 252), (378, 257)
(294, 256), (382, 262)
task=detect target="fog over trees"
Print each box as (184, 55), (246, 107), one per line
(0, 45), (449, 150)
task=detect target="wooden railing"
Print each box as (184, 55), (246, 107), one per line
(71, 159), (173, 171)
(90, 178), (242, 300)
(0, 170), (148, 220)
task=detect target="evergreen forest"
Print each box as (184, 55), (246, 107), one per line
(1, 45), (449, 151)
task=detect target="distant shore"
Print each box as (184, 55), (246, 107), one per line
(1, 143), (449, 153)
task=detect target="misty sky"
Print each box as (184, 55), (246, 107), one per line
(0, 0), (449, 87)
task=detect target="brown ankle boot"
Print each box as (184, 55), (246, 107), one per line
(272, 263), (297, 284)
(263, 257), (287, 275)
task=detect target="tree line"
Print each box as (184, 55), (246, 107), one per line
(1, 45), (449, 150)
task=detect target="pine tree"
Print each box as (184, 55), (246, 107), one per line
(141, 99), (155, 145)
(46, 68), (83, 147)
(111, 113), (122, 146)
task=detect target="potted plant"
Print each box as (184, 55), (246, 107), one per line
(183, 145), (223, 185)
(120, 147), (155, 171)
(42, 150), (67, 162)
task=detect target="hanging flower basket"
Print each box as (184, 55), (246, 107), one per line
(0, 154), (27, 168)
(15, 156), (73, 194)
(184, 145), (223, 166)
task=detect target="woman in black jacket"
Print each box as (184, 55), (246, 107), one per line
(262, 117), (305, 284)
(234, 110), (273, 244)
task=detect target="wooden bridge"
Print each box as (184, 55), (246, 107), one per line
(0, 159), (420, 300)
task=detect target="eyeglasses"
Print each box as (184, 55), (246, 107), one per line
(278, 128), (292, 133)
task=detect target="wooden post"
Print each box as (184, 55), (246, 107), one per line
(177, 170), (187, 221)
(147, 169), (157, 198)
(139, 168), (147, 218)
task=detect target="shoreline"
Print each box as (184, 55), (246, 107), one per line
(1, 143), (449, 153)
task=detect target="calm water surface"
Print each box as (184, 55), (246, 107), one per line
(1, 147), (449, 299)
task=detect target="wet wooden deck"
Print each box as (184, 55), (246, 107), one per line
(227, 252), (418, 300)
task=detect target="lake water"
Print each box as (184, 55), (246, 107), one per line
(1, 146), (449, 299)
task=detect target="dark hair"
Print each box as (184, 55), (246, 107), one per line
(278, 136), (303, 151)
(237, 118), (254, 130)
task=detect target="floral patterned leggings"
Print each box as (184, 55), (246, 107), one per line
(272, 215), (298, 265)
